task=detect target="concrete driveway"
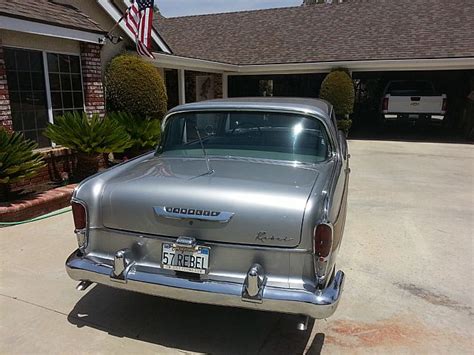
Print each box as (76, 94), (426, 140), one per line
(1, 140), (473, 354)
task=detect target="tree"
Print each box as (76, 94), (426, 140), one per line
(320, 69), (355, 134)
(320, 69), (355, 117)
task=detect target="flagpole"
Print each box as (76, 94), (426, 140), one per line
(107, 13), (126, 36)
(103, 6), (131, 44)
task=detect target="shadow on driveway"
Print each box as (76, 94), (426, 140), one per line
(67, 285), (325, 354)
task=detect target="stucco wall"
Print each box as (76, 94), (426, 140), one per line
(55, 0), (132, 73)
(0, 29), (80, 54)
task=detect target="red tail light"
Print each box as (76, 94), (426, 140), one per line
(442, 98), (447, 112)
(382, 97), (389, 111)
(72, 201), (87, 230)
(314, 224), (333, 258)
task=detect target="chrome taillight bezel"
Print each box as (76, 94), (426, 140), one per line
(313, 222), (334, 286)
(71, 198), (88, 250)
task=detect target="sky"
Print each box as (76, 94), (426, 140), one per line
(158, 0), (302, 17)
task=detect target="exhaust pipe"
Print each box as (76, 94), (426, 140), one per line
(76, 280), (92, 291)
(297, 315), (310, 331)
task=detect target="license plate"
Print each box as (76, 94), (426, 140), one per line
(161, 243), (210, 274)
(409, 114), (419, 119)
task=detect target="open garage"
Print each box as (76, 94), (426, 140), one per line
(351, 70), (474, 141)
(226, 70), (474, 141)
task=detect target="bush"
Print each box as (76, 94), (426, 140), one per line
(320, 69), (355, 117)
(106, 55), (168, 119)
(0, 129), (46, 201)
(44, 112), (132, 180)
(108, 112), (161, 156)
(337, 119), (353, 136)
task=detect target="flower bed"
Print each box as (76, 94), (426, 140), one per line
(0, 184), (76, 223)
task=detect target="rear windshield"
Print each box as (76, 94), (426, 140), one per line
(159, 111), (331, 164)
(386, 81), (436, 96)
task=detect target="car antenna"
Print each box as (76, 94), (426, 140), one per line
(195, 126), (214, 176)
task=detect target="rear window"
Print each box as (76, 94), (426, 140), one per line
(386, 81), (436, 96)
(160, 111), (331, 164)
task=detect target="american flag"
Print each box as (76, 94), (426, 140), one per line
(124, 0), (155, 58)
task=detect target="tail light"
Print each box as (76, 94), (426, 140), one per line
(442, 98), (447, 112)
(72, 200), (88, 250)
(382, 97), (389, 111)
(314, 223), (333, 259)
(72, 201), (87, 230)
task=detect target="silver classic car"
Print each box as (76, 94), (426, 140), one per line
(67, 98), (349, 329)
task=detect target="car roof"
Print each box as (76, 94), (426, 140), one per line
(167, 97), (333, 120)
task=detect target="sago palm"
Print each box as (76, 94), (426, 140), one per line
(0, 129), (46, 201)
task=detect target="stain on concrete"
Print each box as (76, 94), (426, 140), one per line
(396, 283), (472, 315)
(324, 316), (469, 350)
(325, 317), (426, 348)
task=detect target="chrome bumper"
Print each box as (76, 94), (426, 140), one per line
(66, 249), (345, 319)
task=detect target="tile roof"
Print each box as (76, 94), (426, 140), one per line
(155, 0), (474, 65)
(0, 0), (105, 34)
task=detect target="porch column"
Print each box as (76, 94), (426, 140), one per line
(222, 73), (228, 98)
(178, 69), (186, 105)
(80, 43), (105, 117)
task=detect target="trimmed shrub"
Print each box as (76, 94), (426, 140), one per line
(320, 69), (355, 117)
(44, 112), (132, 180)
(106, 54), (168, 119)
(108, 112), (161, 156)
(337, 119), (353, 136)
(0, 129), (46, 201)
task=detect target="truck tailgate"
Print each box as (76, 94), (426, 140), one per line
(387, 95), (445, 114)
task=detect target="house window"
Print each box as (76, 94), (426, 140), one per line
(259, 79), (274, 97)
(4, 48), (85, 148)
(47, 53), (84, 117)
(4, 48), (50, 147)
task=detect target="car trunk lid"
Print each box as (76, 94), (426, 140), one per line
(101, 156), (319, 248)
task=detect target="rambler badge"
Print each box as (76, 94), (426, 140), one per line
(255, 231), (295, 243)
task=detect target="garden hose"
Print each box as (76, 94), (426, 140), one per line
(0, 207), (72, 226)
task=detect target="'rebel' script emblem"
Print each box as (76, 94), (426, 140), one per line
(255, 231), (295, 243)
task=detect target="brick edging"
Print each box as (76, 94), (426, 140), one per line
(0, 184), (77, 223)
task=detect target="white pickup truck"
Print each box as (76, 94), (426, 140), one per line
(381, 80), (447, 124)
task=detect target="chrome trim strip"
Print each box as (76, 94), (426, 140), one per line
(154, 206), (235, 223)
(96, 227), (312, 253)
(66, 250), (345, 319)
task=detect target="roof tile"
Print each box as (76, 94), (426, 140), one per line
(156, 0), (474, 65)
(0, 0), (105, 34)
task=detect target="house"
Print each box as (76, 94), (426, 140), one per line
(152, 0), (474, 132)
(1, 0), (473, 153)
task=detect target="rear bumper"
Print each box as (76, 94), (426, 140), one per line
(66, 249), (345, 319)
(383, 113), (445, 122)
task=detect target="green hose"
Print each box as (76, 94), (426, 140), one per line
(0, 207), (72, 226)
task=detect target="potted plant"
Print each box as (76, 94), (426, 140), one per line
(0, 129), (46, 202)
(44, 112), (132, 181)
(320, 68), (355, 135)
